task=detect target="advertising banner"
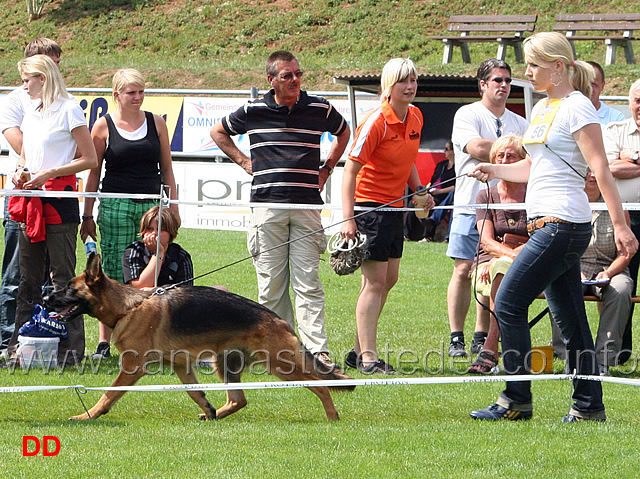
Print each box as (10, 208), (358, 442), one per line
(172, 161), (345, 234)
(1, 91), (380, 232)
(181, 97), (379, 158)
(75, 94), (184, 140)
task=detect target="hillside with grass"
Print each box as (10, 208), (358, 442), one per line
(1, 0), (640, 93)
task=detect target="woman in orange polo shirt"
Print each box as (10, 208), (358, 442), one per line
(341, 58), (434, 374)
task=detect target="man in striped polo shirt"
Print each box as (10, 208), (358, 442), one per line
(210, 51), (350, 368)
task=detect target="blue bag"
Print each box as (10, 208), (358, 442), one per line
(18, 304), (68, 339)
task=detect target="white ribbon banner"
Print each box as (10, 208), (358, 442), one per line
(2, 374), (639, 394)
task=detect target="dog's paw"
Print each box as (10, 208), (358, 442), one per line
(69, 413), (91, 420)
(198, 410), (217, 421)
(198, 402), (216, 420)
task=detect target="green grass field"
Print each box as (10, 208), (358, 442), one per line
(2, 0), (640, 95)
(2, 0), (640, 475)
(2, 228), (640, 477)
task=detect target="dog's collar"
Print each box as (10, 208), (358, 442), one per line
(147, 286), (173, 299)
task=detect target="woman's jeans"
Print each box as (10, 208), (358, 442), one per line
(494, 221), (604, 412)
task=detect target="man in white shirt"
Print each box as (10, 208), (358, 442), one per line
(602, 79), (640, 364)
(0, 38), (63, 357)
(587, 61), (626, 126)
(446, 58), (529, 357)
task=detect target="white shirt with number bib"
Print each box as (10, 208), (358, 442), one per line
(523, 91), (597, 223)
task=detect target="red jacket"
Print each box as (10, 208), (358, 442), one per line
(9, 175), (78, 243)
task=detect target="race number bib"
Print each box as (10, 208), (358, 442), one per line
(522, 99), (563, 144)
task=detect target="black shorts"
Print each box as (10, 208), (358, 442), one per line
(354, 203), (404, 261)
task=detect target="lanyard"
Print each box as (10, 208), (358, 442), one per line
(523, 99), (563, 145)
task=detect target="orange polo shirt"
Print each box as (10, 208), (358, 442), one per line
(348, 98), (423, 207)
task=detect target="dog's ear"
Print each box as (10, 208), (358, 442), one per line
(85, 252), (104, 283)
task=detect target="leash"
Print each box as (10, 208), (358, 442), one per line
(73, 386), (92, 419)
(471, 181), (500, 323)
(148, 173), (468, 298)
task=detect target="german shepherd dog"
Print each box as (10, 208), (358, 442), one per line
(46, 254), (354, 421)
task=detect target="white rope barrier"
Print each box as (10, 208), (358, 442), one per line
(0, 187), (628, 212)
(0, 384), (84, 393)
(83, 374), (564, 392)
(0, 189), (162, 200)
(2, 373), (640, 394)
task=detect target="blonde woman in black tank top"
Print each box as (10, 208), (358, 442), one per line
(80, 68), (179, 360)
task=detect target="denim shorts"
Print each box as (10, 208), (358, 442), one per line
(446, 212), (479, 260)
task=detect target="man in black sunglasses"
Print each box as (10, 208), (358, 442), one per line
(445, 58), (529, 358)
(210, 51), (350, 369)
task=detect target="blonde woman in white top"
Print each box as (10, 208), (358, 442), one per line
(469, 32), (636, 422)
(7, 54), (97, 366)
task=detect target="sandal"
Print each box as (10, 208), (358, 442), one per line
(468, 350), (498, 374)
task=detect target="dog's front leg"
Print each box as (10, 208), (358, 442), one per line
(70, 358), (146, 420)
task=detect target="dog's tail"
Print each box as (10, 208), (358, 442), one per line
(305, 350), (356, 391)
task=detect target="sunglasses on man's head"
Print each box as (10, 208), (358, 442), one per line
(490, 77), (512, 84)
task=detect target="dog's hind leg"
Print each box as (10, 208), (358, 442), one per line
(270, 350), (340, 421)
(173, 365), (217, 420)
(213, 349), (247, 420)
(294, 382), (339, 421)
(261, 325), (342, 421)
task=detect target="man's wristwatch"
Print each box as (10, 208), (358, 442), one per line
(632, 151), (639, 164)
(321, 164), (334, 175)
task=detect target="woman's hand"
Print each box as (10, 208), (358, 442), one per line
(468, 163), (496, 183)
(412, 191), (436, 213)
(340, 218), (358, 242)
(23, 169), (53, 190)
(478, 260), (493, 284)
(11, 168), (28, 189)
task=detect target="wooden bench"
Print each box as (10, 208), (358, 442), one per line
(431, 15), (537, 64)
(530, 293), (640, 329)
(552, 14), (640, 65)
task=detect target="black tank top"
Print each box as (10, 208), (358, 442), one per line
(101, 111), (162, 194)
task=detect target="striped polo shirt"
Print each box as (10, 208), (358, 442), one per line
(221, 90), (348, 204)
